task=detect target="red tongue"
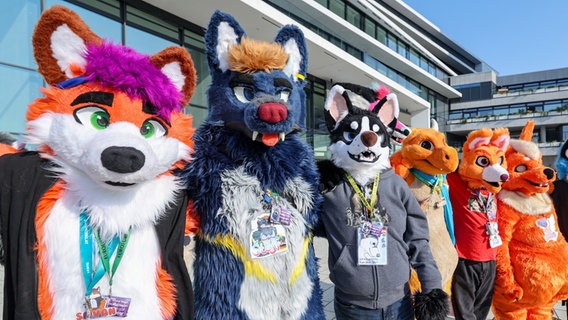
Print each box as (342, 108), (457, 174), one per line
(261, 133), (279, 146)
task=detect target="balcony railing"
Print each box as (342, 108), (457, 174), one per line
(493, 85), (568, 98)
(447, 110), (568, 125)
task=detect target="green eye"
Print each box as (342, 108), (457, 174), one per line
(140, 119), (167, 139)
(91, 111), (110, 130)
(74, 106), (110, 130)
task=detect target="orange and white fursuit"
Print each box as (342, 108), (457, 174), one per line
(493, 121), (568, 319)
(0, 6), (196, 320)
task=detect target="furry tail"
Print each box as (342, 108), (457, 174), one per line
(414, 288), (449, 320)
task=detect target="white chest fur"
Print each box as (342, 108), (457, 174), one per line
(218, 166), (315, 320)
(43, 194), (163, 320)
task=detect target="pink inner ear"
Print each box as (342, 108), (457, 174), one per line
(378, 100), (395, 125)
(492, 135), (510, 152)
(329, 94), (346, 121)
(469, 137), (491, 150)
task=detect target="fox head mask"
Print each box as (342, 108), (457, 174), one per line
(26, 5), (196, 190)
(458, 127), (510, 193)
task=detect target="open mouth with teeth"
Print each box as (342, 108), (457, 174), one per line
(348, 150), (380, 163)
(525, 179), (549, 188)
(105, 181), (135, 187)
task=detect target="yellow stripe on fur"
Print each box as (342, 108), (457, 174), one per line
(200, 232), (313, 285)
(289, 235), (310, 285)
(201, 232), (276, 283)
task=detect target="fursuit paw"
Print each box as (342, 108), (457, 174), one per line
(414, 289), (449, 320)
(503, 285), (523, 302)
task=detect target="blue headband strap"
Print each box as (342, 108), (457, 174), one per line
(56, 76), (89, 89)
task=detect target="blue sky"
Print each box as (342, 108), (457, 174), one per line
(402, 0), (568, 76)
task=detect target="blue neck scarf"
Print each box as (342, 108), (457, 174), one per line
(410, 169), (455, 245)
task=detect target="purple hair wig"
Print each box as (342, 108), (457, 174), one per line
(84, 41), (183, 120)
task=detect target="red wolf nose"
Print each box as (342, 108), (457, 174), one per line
(258, 102), (288, 123)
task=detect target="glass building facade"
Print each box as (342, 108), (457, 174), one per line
(0, 0), (338, 156)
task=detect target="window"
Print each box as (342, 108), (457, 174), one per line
(329, 0), (345, 18)
(0, 65), (43, 133)
(386, 33), (397, 51)
(364, 17), (375, 38)
(314, 0), (327, 7)
(0, 1), (40, 69)
(345, 5), (361, 28)
(544, 100), (562, 112)
(376, 26), (387, 44)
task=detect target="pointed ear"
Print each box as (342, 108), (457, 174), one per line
(430, 119), (439, 131)
(491, 130), (511, 152)
(468, 136), (491, 150)
(377, 93), (399, 126)
(150, 46), (197, 106)
(274, 25), (308, 83)
(324, 85), (350, 132)
(464, 128), (492, 152)
(205, 10), (245, 74)
(32, 5), (102, 86)
(519, 120), (535, 142)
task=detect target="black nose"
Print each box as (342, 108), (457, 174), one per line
(544, 168), (555, 180)
(101, 146), (145, 173)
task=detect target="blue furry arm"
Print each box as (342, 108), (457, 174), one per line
(192, 239), (248, 320)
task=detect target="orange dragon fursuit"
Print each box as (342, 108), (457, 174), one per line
(390, 125), (459, 293)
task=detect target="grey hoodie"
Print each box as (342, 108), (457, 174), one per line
(320, 168), (442, 309)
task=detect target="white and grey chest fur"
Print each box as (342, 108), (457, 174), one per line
(42, 193), (164, 320)
(218, 166), (315, 320)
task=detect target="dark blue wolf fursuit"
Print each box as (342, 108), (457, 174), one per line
(182, 10), (324, 320)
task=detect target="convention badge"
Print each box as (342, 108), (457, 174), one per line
(270, 207), (291, 226)
(104, 295), (131, 317)
(357, 222), (387, 265)
(486, 221), (502, 248)
(536, 215), (559, 242)
(489, 234), (503, 248)
(250, 214), (288, 259)
(78, 287), (127, 318)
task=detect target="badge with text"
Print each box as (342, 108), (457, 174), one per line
(250, 214), (288, 259)
(357, 221), (387, 265)
(270, 207), (291, 226)
(486, 221), (502, 248)
(76, 287), (130, 319)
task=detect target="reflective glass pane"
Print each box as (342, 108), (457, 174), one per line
(45, 1), (121, 43)
(0, 65), (43, 134)
(125, 26), (177, 55)
(186, 47), (209, 109)
(329, 0), (345, 18)
(346, 5), (360, 28)
(0, 0), (40, 68)
(186, 106), (208, 127)
(127, 5), (179, 44)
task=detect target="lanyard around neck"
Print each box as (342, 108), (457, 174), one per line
(345, 172), (380, 218)
(474, 190), (494, 220)
(80, 212), (131, 296)
(411, 169), (443, 194)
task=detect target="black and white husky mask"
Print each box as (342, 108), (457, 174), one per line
(324, 83), (399, 185)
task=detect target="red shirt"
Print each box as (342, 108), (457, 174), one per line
(447, 172), (498, 262)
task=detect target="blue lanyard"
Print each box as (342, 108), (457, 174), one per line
(80, 212), (119, 297)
